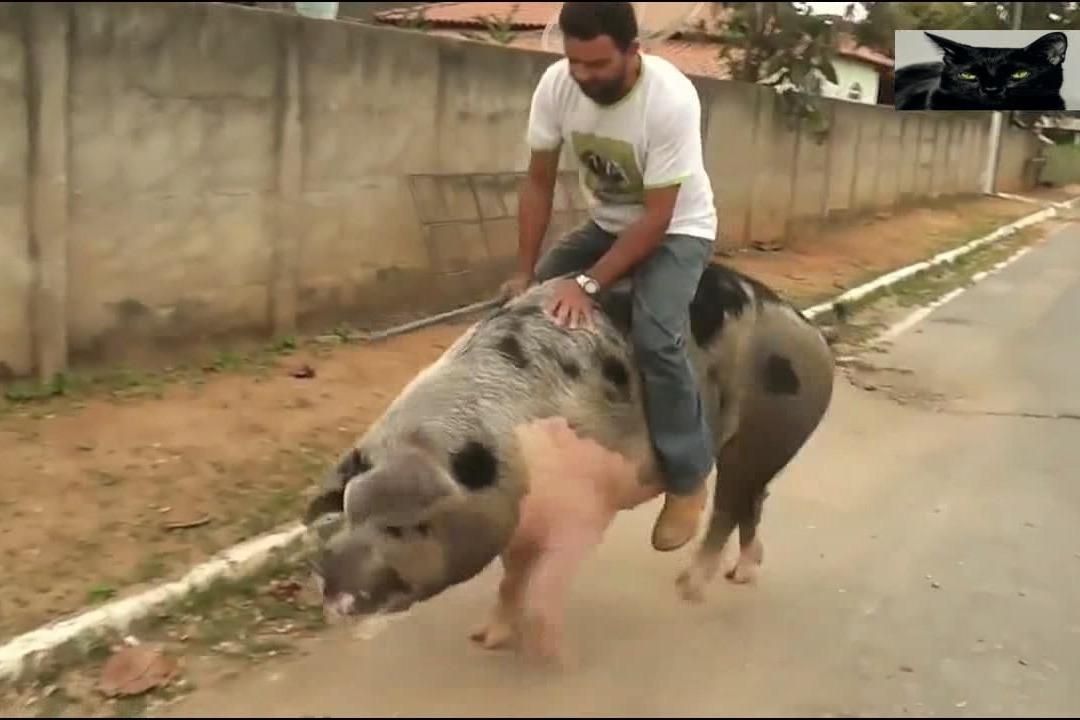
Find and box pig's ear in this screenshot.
[343,447,458,526]
[303,447,373,527]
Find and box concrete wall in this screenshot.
[695,78,1032,249]
[0,3,30,380]
[1038,142,1080,186]
[0,2,1043,378]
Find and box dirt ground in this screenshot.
[0,191,1069,646]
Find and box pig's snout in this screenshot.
[323,590,360,624]
[309,545,385,623]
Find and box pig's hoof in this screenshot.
[470,620,516,650]
[676,552,723,604]
[520,618,575,671]
[676,567,708,604]
[724,560,760,585]
[725,561,760,587]
[725,539,763,585]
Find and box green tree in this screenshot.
[853,1,1080,52]
[704,2,839,138]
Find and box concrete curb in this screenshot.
[870,243,1034,347]
[0,193,1077,684]
[0,524,307,682]
[801,195,1077,321]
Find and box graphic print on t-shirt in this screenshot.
[570,131,644,206]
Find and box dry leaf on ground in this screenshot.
[98,644,179,698]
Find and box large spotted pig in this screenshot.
[303,263,835,665]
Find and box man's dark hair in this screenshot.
[558,2,638,52]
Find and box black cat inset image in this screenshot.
[895,31,1068,111]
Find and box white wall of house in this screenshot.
[820,56,882,104]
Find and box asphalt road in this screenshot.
[161,224,1080,718]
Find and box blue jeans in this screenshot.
[534,221,716,495]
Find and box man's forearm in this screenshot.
[587,214,669,289]
[516,179,554,277]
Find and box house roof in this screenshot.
[375,1,560,29]
[425,27,732,78]
[375,2,894,72]
[836,35,893,70]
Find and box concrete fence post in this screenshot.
[25,2,70,382]
[270,19,303,337]
[846,111,862,211]
[819,103,834,223]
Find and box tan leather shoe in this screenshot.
[651,465,715,552]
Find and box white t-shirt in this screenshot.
[526,53,718,242]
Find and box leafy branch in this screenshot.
[397,6,431,31]
[709,2,840,141]
[457,4,521,45]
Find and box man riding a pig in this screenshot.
[302,0,835,666]
[501,0,719,553]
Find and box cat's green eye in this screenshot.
[1011,69,1031,79]
[959,72,977,80]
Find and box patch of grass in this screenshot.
[34,686,74,718]
[3,373,78,403]
[269,335,298,354]
[331,324,354,343]
[3,545,321,717]
[203,350,244,374]
[241,490,300,539]
[85,636,112,663]
[134,554,170,584]
[86,585,117,604]
[242,637,295,657]
[0,333,315,418]
[112,694,148,718]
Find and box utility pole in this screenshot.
[982,1,1023,194]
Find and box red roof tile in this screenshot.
[836,36,893,69]
[376,2,561,29]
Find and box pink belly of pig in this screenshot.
[512,417,660,547]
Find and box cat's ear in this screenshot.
[925,32,971,61]
[1025,32,1068,66]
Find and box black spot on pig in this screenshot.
[599,353,631,401]
[451,440,499,490]
[514,304,545,319]
[337,448,372,480]
[763,354,800,395]
[304,489,345,524]
[495,335,529,369]
[543,346,581,380]
[689,265,751,347]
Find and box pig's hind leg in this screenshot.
[677,431,778,601]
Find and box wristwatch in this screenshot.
[575,273,600,296]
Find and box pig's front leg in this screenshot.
[519,529,600,669]
[471,542,536,650]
